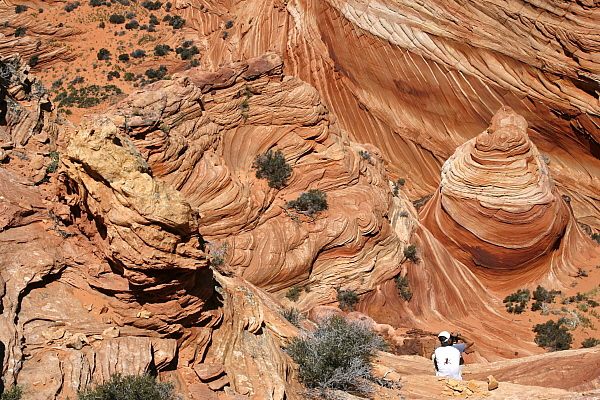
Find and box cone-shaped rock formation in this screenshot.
[421,106,597,287]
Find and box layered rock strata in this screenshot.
[421,106,597,287]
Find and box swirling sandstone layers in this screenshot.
[99,53,546,360]
[421,106,597,287]
[197,0,600,231]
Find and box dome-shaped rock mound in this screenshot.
[421,106,596,287]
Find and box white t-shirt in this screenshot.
[434,344,464,380]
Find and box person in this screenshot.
[432,331,474,380]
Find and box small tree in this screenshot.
[287,190,328,217]
[285,315,386,395]
[77,374,176,400]
[533,320,572,351]
[252,150,292,189]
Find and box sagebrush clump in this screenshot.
[77,374,176,400]
[252,150,292,189]
[287,190,328,218]
[403,244,419,263]
[337,288,359,311]
[285,315,386,395]
[395,275,412,301]
[504,288,530,314]
[533,319,572,351]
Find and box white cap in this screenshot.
[438,331,450,342]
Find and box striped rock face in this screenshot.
[421,107,589,285]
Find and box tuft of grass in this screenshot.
[286,285,303,302]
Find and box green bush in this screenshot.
[403,244,419,263]
[77,374,176,400]
[532,285,561,303]
[1,386,23,400]
[46,152,60,173]
[285,315,386,395]
[28,54,39,67]
[287,190,328,217]
[168,15,185,29]
[175,44,199,60]
[144,65,167,81]
[582,337,600,348]
[15,5,28,13]
[123,72,135,81]
[109,14,126,24]
[225,20,234,29]
[130,49,146,59]
[118,53,130,62]
[533,320,572,351]
[154,44,171,56]
[252,150,292,189]
[14,27,26,37]
[281,307,304,328]
[286,285,303,302]
[97,48,111,61]
[125,19,139,30]
[395,275,412,301]
[141,0,162,10]
[337,288,359,312]
[504,289,530,314]
[591,233,600,244]
[54,85,122,108]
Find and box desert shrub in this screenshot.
[358,150,371,162]
[97,48,111,60]
[392,180,402,196]
[77,374,176,400]
[176,45,199,60]
[337,288,359,311]
[412,194,433,211]
[14,27,26,37]
[252,150,291,189]
[107,71,120,81]
[130,49,146,58]
[504,289,530,314]
[1,386,23,400]
[144,65,167,81]
[89,0,108,6]
[576,268,588,278]
[64,2,80,12]
[287,190,328,217]
[125,19,139,30]
[118,53,130,62]
[154,44,171,56]
[28,54,39,67]
[109,14,125,24]
[162,14,171,22]
[286,285,303,302]
[225,19,234,29]
[185,59,199,70]
[582,338,600,348]
[123,72,134,81]
[52,79,63,89]
[46,152,60,173]
[403,244,419,263]
[222,31,229,39]
[532,285,561,303]
[591,233,600,244]
[533,320,572,351]
[15,5,28,13]
[149,14,160,25]
[168,15,185,29]
[164,1,171,11]
[281,307,304,328]
[141,0,162,10]
[285,315,386,395]
[395,275,412,301]
[54,84,122,108]
[563,292,589,304]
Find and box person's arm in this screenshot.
[453,331,474,350]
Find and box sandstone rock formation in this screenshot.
[421,106,598,287]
